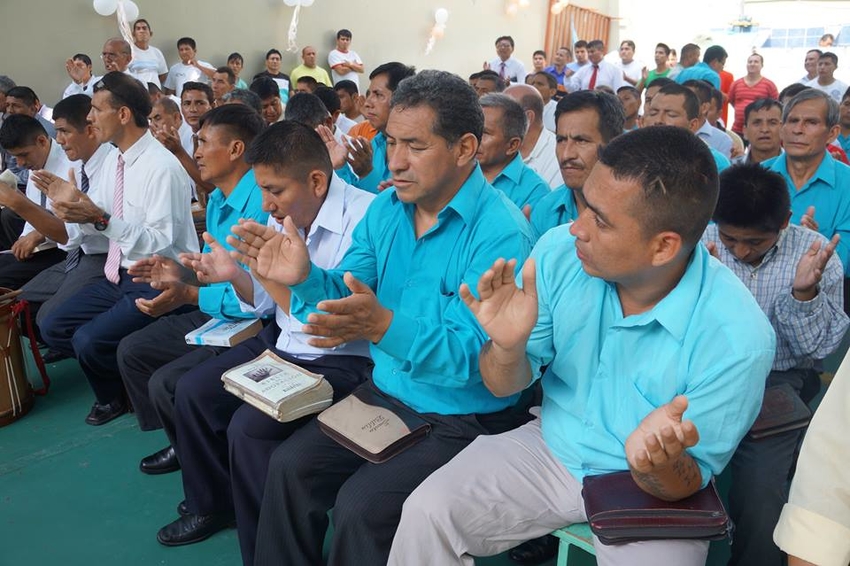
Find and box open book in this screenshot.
[221,349,333,423]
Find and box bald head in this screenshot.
[504,83,544,126]
[102,38,132,73]
[301,45,318,68]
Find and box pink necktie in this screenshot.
[499,62,506,79]
[104,154,125,284]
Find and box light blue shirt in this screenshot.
[526,228,776,485]
[290,165,534,415]
[675,62,720,89]
[764,152,850,275]
[336,132,388,194]
[529,184,578,241]
[198,169,269,319]
[490,153,551,211]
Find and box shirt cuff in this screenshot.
[289,262,329,308]
[774,503,850,566]
[376,311,415,360]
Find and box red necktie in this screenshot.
[588,64,599,90]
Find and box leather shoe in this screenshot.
[177,500,189,517]
[157,512,234,546]
[42,349,69,363]
[139,445,180,475]
[509,535,559,565]
[84,399,127,426]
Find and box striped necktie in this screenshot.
[64,164,89,272]
[104,154,124,284]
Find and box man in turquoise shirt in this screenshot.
[389,127,775,566]
[530,90,624,240]
[333,62,415,193]
[248,70,534,566]
[478,93,549,212]
[675,45,726,90]
[115,104,269,470]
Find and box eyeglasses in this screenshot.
[101,52,121,61]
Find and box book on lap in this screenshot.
[221,349,333,423]
[184,317,262,347]
[747,382,812,440]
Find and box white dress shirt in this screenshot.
[489,56,527,84]
[79,130,199,267]
[524,128,561,189]
[21,139,78,238]
[238,173,375,360]
[61,142,115,255]
[542,99,557,133]
[568,60,624,92]
[62,75,101,99]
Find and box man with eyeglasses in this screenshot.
[101,38,146,87]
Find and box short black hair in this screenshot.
[534,71,558,89]
[0,114,48,151]
[52,94,92,131]
[476,70,504,92]
[227,52,243,64]
[554,90,624,143]
[334,79,359,96]
[250,77,281,101]
[574,40,588,50]
[182,81,214,104]
[314,86,341,114]
[599,126,718,250]
[744,98,782,125]
[681,43,700,60]
[337,29,352,40]
[682,79,712,105]
[177,37,196,50]
[198,103,266,147]
[93,71,151,128]
[221,89,263,114]
[245,120,332,179]
[587,39,605,51]
[495,36,515,48]
[369,62,416,92]
[479,93,528,141]
[533,49,546,58]
[284,92,329,129]
[657,83,701,120]
[6,86,39,108]
[713,163,790,233]
[72,53,93,67]
[296,76,319,91]
[266,48,282,60]
[656,43,671,56]
[133,18,151,31]
[646,76,674,90]
[214,66,236,86]
[147,82,161,95]
[819,51,839,66]
[154,97,180,116]
[703,45,728,64]
[779,83,810,103]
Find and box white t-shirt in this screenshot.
[129,44,168,88]
[616,59,643,85]
[328,49,363,89]
[806,77,850,102]
[164,61,214,97]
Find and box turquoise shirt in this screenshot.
[290,165,534,415]
[335,132,388,194]
[710,146,731,172]
[198,169,269,319]
[764,152,850,274]
[837,133,850,154]
[490,153,551,211]
[675,62,720,89]
[529,184,578,241]
[526,228,776,485]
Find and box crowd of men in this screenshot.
[1,18,848,566]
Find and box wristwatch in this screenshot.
[94,212,111,231]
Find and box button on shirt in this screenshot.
[290,165,534,415]
[200,169,269,320]
[20,139,78,239]
[61,143,115,255]
[529,185,578,241]
[62,75,102,99]
[336,131,388,194]
[526,227,775,485]
[764,152,850,275]
[490,153,550,211]
[702,224,848,371]
[239,173,375,360]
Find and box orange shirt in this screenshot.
[720,70,734,126]
[347,121,377,141]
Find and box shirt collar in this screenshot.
[493,153,524,186]
[120,130,156,167]
[774,150,837,189]
[309,172,349,238]
[389,164,485,227]
[82,143,114,175]
[44,139,68,172]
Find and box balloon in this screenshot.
[283,0,298,5]
[121,0,139,21]
[93,0,118,16]
[301,0,314,6]
[434,8,449,25]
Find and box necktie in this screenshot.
[64,164,89,272]
[588,64,599,90]
[499,62,507,80]
[104,154,124,284]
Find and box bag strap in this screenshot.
[10,299,50,395]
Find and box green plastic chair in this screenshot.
[551,523,597,566]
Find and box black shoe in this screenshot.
[509,535,559,565]
[139,446,180,475]
[156,512,234,546]
[177,500,189,517]
[42,349,69,363]
[84,399,128,426]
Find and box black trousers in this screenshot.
[253,381,532,566]
[172,322,373,566]
[0,247,66,290]
[0,208,24,251]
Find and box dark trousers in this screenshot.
[173,323,372,566]
[20,253,107,328]
[117,309,217,431]
[0,247,66,290]
[727,368,813,566]
[0,208,24,251]
[39,271,162,404]
[253,382,531,566]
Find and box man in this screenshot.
[487,35,527,85]
[474,70,504,97]
[806,52,848,103]
[227,53,248,90]
[149,97,191,155]
[566,40,588,74]
[388,126,776,566]
[637,43,671,93]
[63,54,101,99]
[334,79,363,125]
[801,49,822,84]
[617,85,640,131]
[313,86,349,141]
[249,77,283,126]
[38,71,198,426]
[682,79,733,158]
[567,40,624,93]
[644,82,731,172]
[838,86,850,153]
[668,43,700,82]
[504,84,561,189]
[0,115,73,289]
[5,87,55,138]
[642,76,674,119]
[529,72,558,132]
[328,30,365,89]
[530,90,624,240]
[763,89,850,285]
[703,163,848,566]
[478,93,549,212]
[531,50,547,74]
[116,104,267,473]
[252,49,291,106]
[738,98,783,164]
[252,69,533,566]
[290,45,332,87]
[100,38,134,79]
[210,67,235,107]
[676,45,725,90]
[221,89,262,115]
[543,46,572,95]
[128,19,168,88]
[616,40,642,86]
[294,76,319,94]
[163,38,215,98]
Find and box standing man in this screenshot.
[100,38,136,82]
[252,49,291,107]
[637,43,671,93]
[163,38,215,98]
[806,52,848,102]
[738,98,783,165]
[543,46,572,95]
[63,54,101,99]
[567,40,624,92]
[616,40,642,86]
[128,19,168,88]
[210,67,236,107]
[566,40,589,74]
[290,46,332,87]
[801,49,822,84]
[676,45,725,90]
[328,30,364,89]
[486,36,527,85]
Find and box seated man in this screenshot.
[252,70,534,566]
[388,126,776,565]
[528,71,558,132]
[477,93,549,213]
[703,163,849,566]
[249,78,283,126]
[210,67,235,107]
[682,79,733,158]
[503,84,561,189]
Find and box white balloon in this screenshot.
[434,7,449,24]
[283,0,298,5]
[93,0,118,16]
[122,0,139,21]
[301,0,314,6]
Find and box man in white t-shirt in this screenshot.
[163,37,214,98]
[616,40,643,86]
[328,29,364,89]
[128,19,168,88]
[806,52,849,102]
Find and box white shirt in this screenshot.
[61,143,115,255]
[568,60,624,92]
[238,173,375,360]
[163,60,214,97]
[616,59,643,84]
[62,74,101,99]
[21,139,78,238]
[696,119,733,159]
[328,49,363,88]
[805,77,850,103]
[78,130,199,267]
[523,128,561,189]
[129,44,168,88]
[336,113,357,135]
[177,121,198,199]
[489,56,527,84]
[542,99,557,133]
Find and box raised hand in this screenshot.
[792,234,840,301]
[31,168,81,203]
[346,136,374,177]
[66,58,88,83]
[800,205,819,232]
[181,231,241,284]
[152,125,183,155]
[49,189,103,224]
[460,257,537,351]
[228,216,311,286]
[316,124,348,169]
